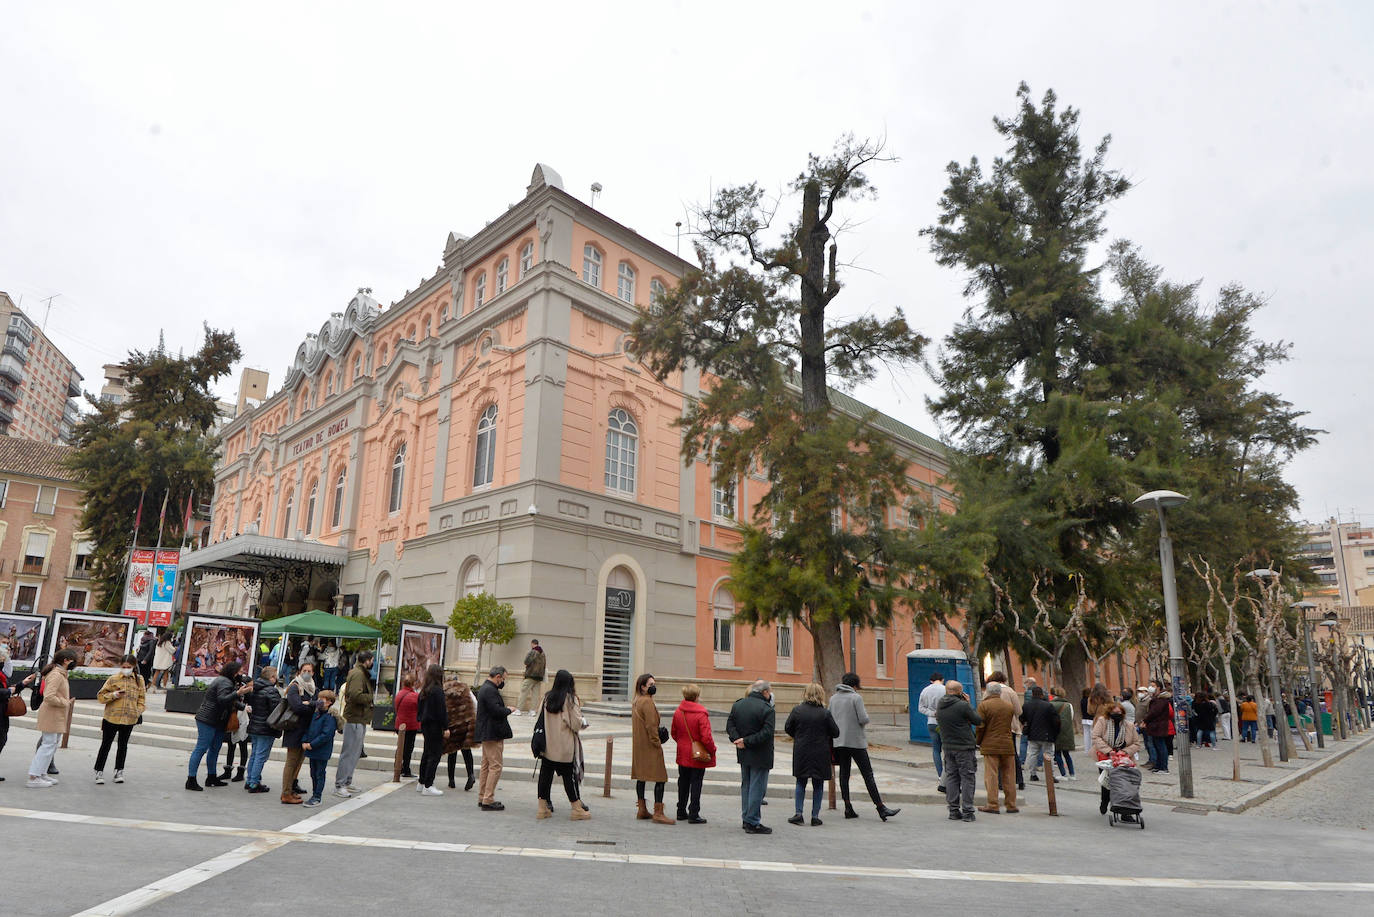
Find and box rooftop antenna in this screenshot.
[675,221,682,256]
[590,182,603,207]
[41,293,59,332]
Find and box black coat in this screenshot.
[418,684,448,730]
[474,679,512,742]
[281,680,317,748]
[1019,697,1061,743]
[246,678,283,737]
[726,691,775,770]
[1191,698,1219,731]
[194,676,242,729]
[784,701,839,780]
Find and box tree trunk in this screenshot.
[1245,662,1276,767]
[1221,654,1241,780]
[811,616,846,694]
[1060,643,1089,720]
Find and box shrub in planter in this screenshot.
[166,684,209,714]
[68,673,107,700]
[372,704,396,732]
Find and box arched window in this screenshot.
[253,503,263,530]
[352,353,362,383]
[582,245,602,288]
[604,408,638,494]
[712,586,735,665]
[331,470,346,529]
[650,278,667,315]
[473,405,498,488]
[406,324,417,341]
[496,258,509,295]
[375,571,393,616]
[379,343,388,367]
[519,242,534,278]
[474,272,486,308]
[304,482,317,535]
[423,317,432,339]
[298,391,309,417]
[389,443,406,514]
[323,371,333,396]
[281,493,293,538]
[617,263,636,303]
[458,559,484,661]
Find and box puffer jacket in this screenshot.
[195,676,242,729]
[246,677,283,737]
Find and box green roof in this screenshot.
[259,609,383,639]
[827,386,945,456]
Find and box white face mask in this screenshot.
[120,668,133,676]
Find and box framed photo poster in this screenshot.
[48,611,136,675]
[397,619,448,690]
[0,611,49,668]
[177,614,262,686]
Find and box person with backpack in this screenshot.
[300,690,341,807]
[28,648,78,788]
[416,664,449,796]
[93,654,147,785]
[244,665,283,793]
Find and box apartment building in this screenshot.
[0,292,83,443]
[0,437,91,613]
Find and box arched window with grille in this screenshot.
[582,245,602,288]
[473,405,497,488]
[712,585,735,666]
[604,408,638,495]
[389,443,406,514]
[331,470,346,529]
[304,482,317,535]
[617,263,636,303]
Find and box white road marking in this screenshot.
[2,785,1371,905]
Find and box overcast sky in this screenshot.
[3,2,1370,524]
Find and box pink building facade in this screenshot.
[197,165,952,704]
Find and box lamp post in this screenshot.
[1295,601,1324,749]
[1249,569,1292,761]
[1134,489,1193,798]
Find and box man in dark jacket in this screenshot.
[333,649,373,799]
[474,665,514,810]
[1142,682,1173,774]
[1019,685,1061,782]
[725,679,775,834]
[936,679,982,822]
[244,665,283,793]
[516,639,546,715]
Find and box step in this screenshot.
[9,714,942,804]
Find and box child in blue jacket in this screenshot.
[301,690,341,807]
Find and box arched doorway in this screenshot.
[601,566,635,700]
[374,571,393,616]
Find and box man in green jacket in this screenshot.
[333,649,374,798]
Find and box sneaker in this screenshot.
[94,772,105,785]
[303,798,322,808]
[948,811,964,820]
[1029,774,1039,782]
[346,783,361,793]
[26,777,53,788]
[113,770,125,784]
[937,785,946,794]
[333,787,353,798]
[787,814,805,826]
[421,786,443,796]
[962,812,976,822]
[742,823,772,834]
[44,775,60,785]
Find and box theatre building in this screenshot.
[192,164,956,707]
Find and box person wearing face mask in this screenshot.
[474,665,515,810]
[187,662,252,791]
[28,649,78,788]
[1092,700,1142,816]
[727,679,776,834]
[93,654,147,785]
[1142,679,1173,774]
[244,665,283,793]
[631,673,674,824]
[279,663,318,804]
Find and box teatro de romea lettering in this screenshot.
[188,164,951,710]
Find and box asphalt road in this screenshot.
[3,734,1372,916]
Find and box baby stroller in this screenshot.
[1098,755,1145,829]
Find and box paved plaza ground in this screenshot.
[4,708,1373,916]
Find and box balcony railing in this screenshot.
[7,318,34,344]
[69,567,91,580]
[19,560,46,576]
[0,355,24,385]
[3,339,28,364]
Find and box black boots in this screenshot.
[186,776,203,791]
[231,767,245,783]
[877,805,901,821]
[843,803,859,819]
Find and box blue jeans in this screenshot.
[246,734,276,787]
[930,724,943,777]
[739,765,769,827]
[1054,749,1075,776]
[794,777,823,818]
[308,757,328,802]
[189,721,225,778]
[321,669,338,692]
[1018,732,1028,764]
[1198,729,1216,747]
[1240,720,1257,742]
[1149,735,1170,772]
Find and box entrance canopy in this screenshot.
[260,609,380,639]
[180,533,349,579]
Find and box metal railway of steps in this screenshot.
[10,701,939,804]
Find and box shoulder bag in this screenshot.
[266,696,300,732]
[6,694,25,717]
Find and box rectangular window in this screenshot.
[875,627,888,678]
[23,531,50,574]
[0,479,7,508]
[713,617,733,657]
[65,589,88,611]
[776,618,793,669]
[34,485,58,514]
[16,584,39,613]
[72,540,94,575]
[1364,549,1374,558]
[711,463,735,520]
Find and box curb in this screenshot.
[1216,733,1374,814]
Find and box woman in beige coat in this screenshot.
[536,669,590,820]
[29,648,78,788]
[631,673,673,824]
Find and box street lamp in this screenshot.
[1249,569,1293,761]
[1294,600,1324,749]
[1134,489,1193,798]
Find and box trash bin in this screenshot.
[907,649,973,744]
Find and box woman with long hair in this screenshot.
[631,673,673,824]
[537,669,589,820]
[28,648,78,788]
[152,632,176,691]
[416,664,449,796]
[187,661,251,791]
[784,683,840,826]
[94,653,147,785]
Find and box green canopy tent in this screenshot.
[259,610,383,698]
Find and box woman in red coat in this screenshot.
[394,674,421,779]
[670,683,715,824]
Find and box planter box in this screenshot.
[372,704,396,732]
[166,687,207,714]
[68,678,104,700]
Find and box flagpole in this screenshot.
[145,490,170,622]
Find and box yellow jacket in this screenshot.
[97,671,147,726]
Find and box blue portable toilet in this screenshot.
[907,649,974,744]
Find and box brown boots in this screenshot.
[570,800,591,821]
[636,799,652,820]
[537,799,553,819]
[651,802,676,825]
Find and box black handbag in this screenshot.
[530,707,547,758]
[266,696,300,733]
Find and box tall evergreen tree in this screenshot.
[65,325,241,609]
[632,137,927,690]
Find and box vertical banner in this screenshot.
[149,549,181,627]
[123,549,156,624]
